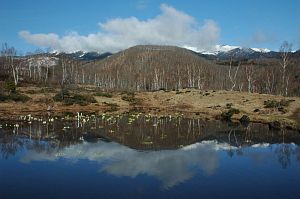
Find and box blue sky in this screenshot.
[1,0,300,53]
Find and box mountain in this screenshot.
[50,51,113,61]
[81,45,224,90]
[195,47,281,60]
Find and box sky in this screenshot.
[1,0,300,54]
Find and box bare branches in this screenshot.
[228,58,240,91]
[279,41,292,96]
[245,64,256,93]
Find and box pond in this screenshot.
[0,114,300,199]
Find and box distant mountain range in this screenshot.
[48,45,299,61]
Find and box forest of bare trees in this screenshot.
[0,43,299,96]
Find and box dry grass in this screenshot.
[0,86,299,128]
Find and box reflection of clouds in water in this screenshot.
[101,142,222,188]
[19,140,299,188]
[20,141,225,188]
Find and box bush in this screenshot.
[221,108,240,120]
[103,102,119,112]
[121,92,142,106]
[4,80,16,94]
[0,93,8,101]
[0,92,30,102]
[53,91,96,106]
[9,93,31,102]
[264,99,294,114]
[264,99,294,108]
[264,100,281,108]
[94,92,113,98]
[53,90,70,102]
[226,103,233,109]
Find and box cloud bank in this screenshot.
[19,4,220,53]
[250,30,277,45]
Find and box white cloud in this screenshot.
[19,4,220,53]
[250,30,276,44]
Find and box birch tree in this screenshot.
[228,58,240,91]
[279,41,292,96]
[245,64,256,93]
[1,43,19,86]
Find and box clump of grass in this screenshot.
[264,99,293,108]
[226,103,233,109]
[53,90,96,106]
[103,102,119,112]
[264,99,294,114]
[94,92,113,98]
[0,92,31,102]
[25,90,37,94]
[221,108,240,120]
[40,87,56,93]
[121,92,142,106]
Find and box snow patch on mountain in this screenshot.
[182,44,271,55]
[251,48,270,53]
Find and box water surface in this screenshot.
[1,115,300,199]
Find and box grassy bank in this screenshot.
[0,86,299,130]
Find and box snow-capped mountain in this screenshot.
[50,51,113,61]
[182,45,280,60]
[190,45,271,55]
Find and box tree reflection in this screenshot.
[275,144,292,169]
[0,136,25,159]
[0,116,300,165]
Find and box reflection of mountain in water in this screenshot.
[1,117,300,188]
[7,140,300,189]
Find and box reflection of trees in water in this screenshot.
[275,144,292,169]
[0,135,26,159]
[296,146,300,162]
[274,130,293,169]
[0,117,300,160]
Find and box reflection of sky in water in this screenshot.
[19,140,299,189]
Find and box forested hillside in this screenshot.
[0,44,299,96]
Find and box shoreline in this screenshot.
[0,87,299,130]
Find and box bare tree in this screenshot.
[279,41,292,96]
[228,58,240,91]
[245,64,256,93]
[1,43,19,86]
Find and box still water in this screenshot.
[0,115,300,199]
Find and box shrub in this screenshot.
[0,93,8,101]
[221,108,240,120]
[103,102,119,112]
[9,93,31,102]
[94,92,113,98]
[264,99,293,108]
[0,92,30,102]
[53,90,70,102]
[264,99,294,113]
[4,80,16,94]
[121,92,142,106]
[53,91,96,106]
[264,100,281,108]
[253,108,260,112]
[226,103,233,109]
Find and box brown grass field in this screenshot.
[0,86,299,129]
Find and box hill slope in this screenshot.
[83,45,225,90]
